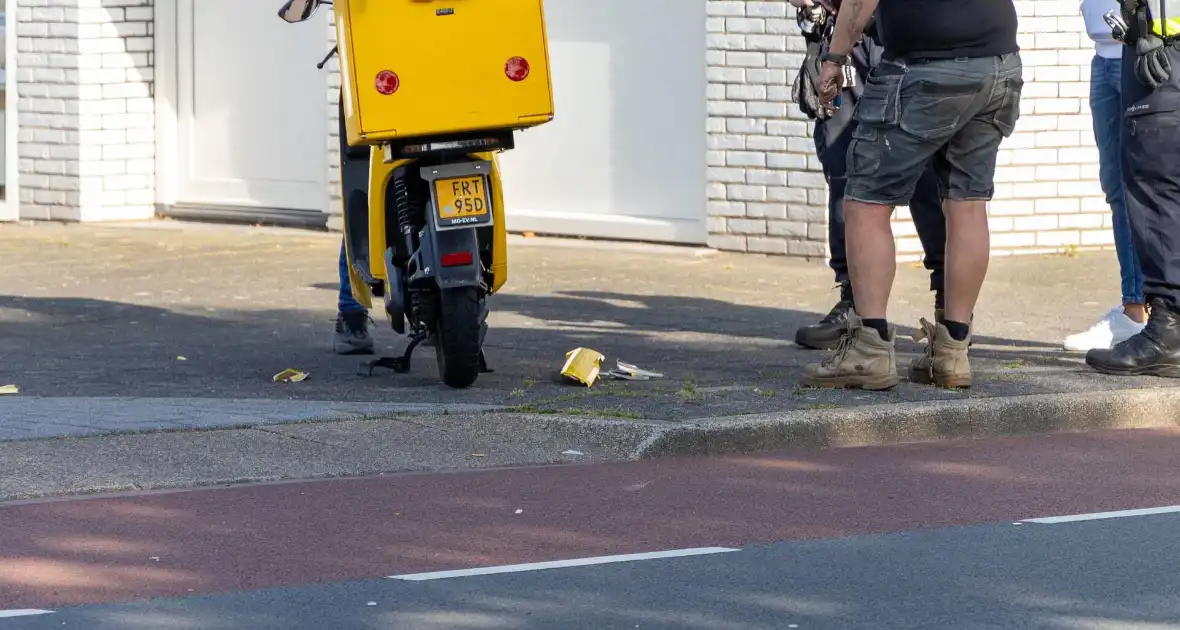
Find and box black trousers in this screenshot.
[814,36,947,298]
[1121,46,1180,308]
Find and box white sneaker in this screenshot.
[1063,306,1147,352]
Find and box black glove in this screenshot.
[793,40,832,121]
[1136,34,1173,88]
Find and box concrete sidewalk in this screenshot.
[2,221,1178,498]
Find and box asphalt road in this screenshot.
[7,516,1180,629]
[5,428,1180,628]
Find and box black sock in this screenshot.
[862,318,890,339]
[944,320,971,341]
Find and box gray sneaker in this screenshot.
[334,311,375,355]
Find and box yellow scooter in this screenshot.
[278,0,554,388]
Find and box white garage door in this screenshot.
[498,0,708,244]
[169,0,328,221]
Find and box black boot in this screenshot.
[1086,298,1180,378]
[795,282,855,350]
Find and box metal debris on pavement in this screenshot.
[607,360,664,381]
[561,347,605,386]
[272,368,309,383]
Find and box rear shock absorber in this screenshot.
[392,175,414,236]
[391,173,418,269]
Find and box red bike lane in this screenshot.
[4,427,1180,610]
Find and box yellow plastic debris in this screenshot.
[0,384,18,395]
[273,368,309,383]
[177,356,187,361]
[561,347,605,387]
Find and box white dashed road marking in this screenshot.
[0,609,54,618]
[388,547,741,581]
[1020,505,1180,524]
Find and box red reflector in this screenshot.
[441,251,473,267]
[505,57,530,82]
[375,70,399,95]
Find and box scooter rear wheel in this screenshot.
[435,286,483,389]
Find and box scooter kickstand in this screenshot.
[358,331,428,377]
[479,349,494,374]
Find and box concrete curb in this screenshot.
[5,388,1180,501]
[0,397,508,442]
[635,387,1180,457]
[0,412,672,501]
[6,388,1179,456]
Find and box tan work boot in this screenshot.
[934,309,974,347]
[802,322,899,390]
[909,317,973,388]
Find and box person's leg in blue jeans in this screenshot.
[338,239,362,313]
[335,234,375,355]
[334,95,376,355]
[1063,54,1146,351]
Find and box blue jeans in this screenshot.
[339,238,366,313]
[1092,54,1144,305]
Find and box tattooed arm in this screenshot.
[826,0,879,57]
[816,0,879,106]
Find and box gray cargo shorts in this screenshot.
[845,52,1023,206]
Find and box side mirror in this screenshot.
[277,0,321,23]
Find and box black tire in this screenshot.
[435,287,483,389]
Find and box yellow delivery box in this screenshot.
[334,0,555,147]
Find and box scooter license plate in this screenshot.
[435,176,491,228]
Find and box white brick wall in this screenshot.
[708,0,1113,262]
[986,0,1109,257]
[326,9,342,231]
[12,0,1114,260]
[706,0,828,258]
[17,0,154,221]
[17,0,83,220]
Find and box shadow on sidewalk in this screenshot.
[0,289,1139,422]
[492,290,1062,351]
